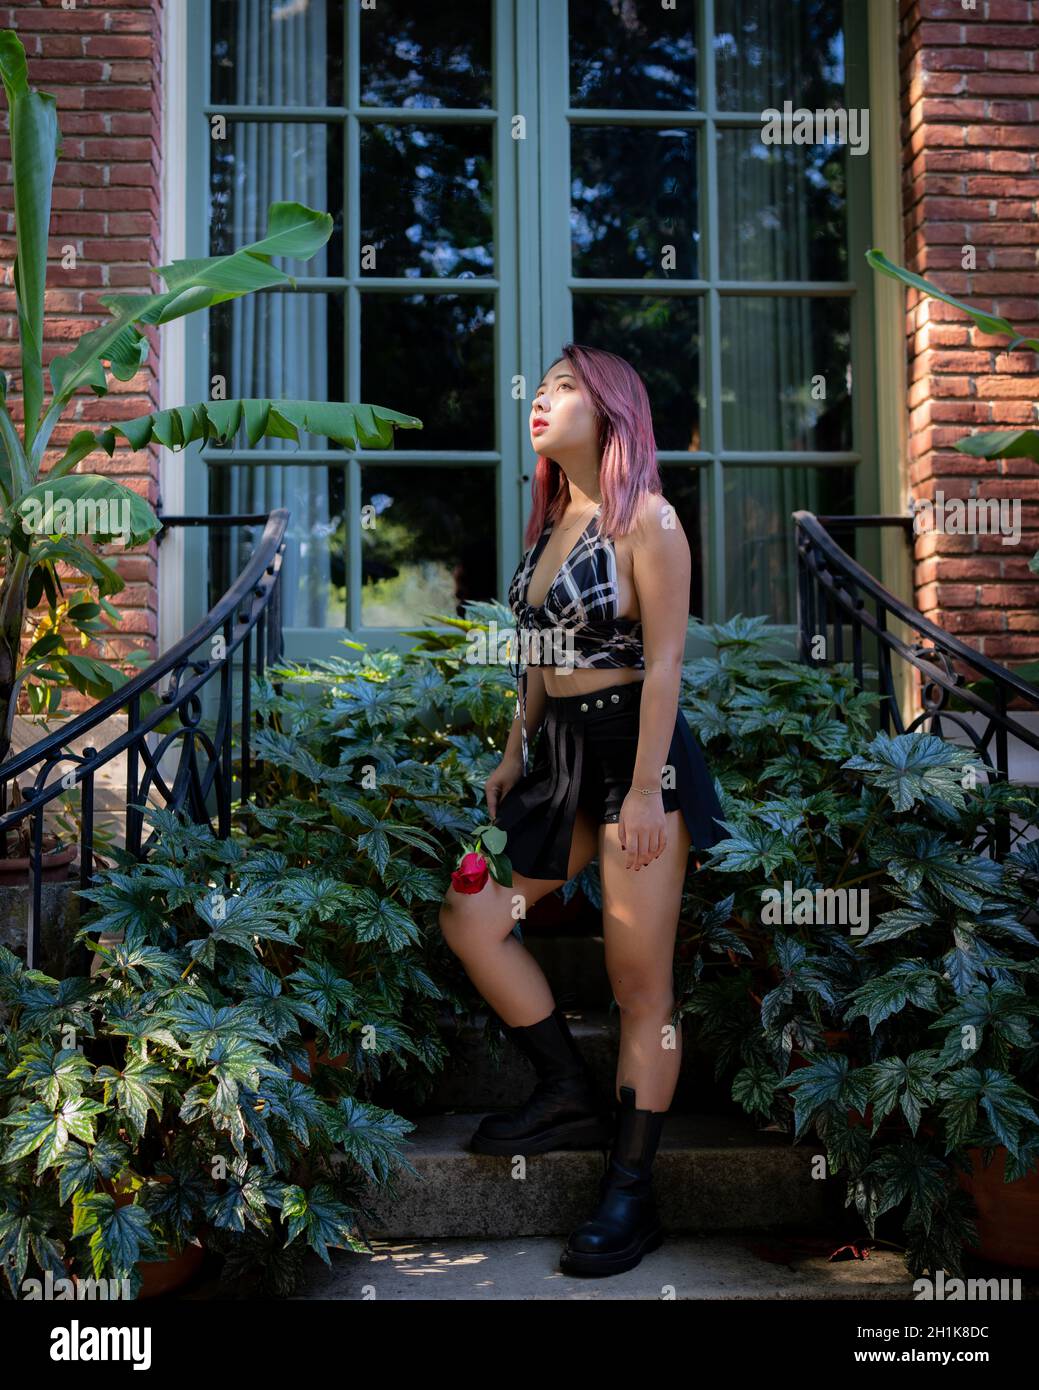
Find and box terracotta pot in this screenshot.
[0,843,77,886]
[955,1146,1039,1269]
[102,1172,207,1296]
[134,1239,205,1298]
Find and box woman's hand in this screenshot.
[485,753,524,819]
[617,790,667,871]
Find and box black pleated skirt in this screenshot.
[491,679,726,883]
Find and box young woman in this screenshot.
[438,343,725,1278]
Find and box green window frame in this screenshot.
[181,0,878,657]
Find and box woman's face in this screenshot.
[530,363,599,459]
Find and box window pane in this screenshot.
[569,0,698,109]
[360,0,492,108]
[659,465,706,620]
[210,123,344,276]
[360,124,494,278]
[360,466,498,626]
[209,466,346,628]
[572,295,702,453]
[208,293,345,452]
[572,128,699,279]
[211,0,344,106]
[361,294,495,450]
[717,131,846,281]
[714,0,845,110]
[720,297,851,451]
[724,466,855,625]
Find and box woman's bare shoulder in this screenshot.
[631,492,687,547]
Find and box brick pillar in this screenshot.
[900,0,1039,666]
[0,0,163,685]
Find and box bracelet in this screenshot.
[632,784,662,796]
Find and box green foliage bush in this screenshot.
[3,606,1036,1293]
[671,616,1039,1276]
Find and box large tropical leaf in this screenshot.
[95,398,422,456]
[43,201,334,426]
[952,428,1039,462]
[0,31,61,454]
[13,472,160,547]
[866,249,1039,352]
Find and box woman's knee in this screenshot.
[438,882,506,955]
[610,972,675,1017]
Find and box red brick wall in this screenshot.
[900,0,1039,667]
[0,0,162,691]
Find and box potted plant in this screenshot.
[669,616,1039,1277]
[0,800,432,1298]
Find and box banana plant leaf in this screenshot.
[38,201,335,466]
[12,474,160,549]
[0,31,60,456]
[95,399,422,455]
[952,428,1039,463]
[866,248,1039,352]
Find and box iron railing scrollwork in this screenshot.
[0,511,288,969]
[795,511,1039,857]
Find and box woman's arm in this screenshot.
[501,660,548,766]
[630,496,691,796]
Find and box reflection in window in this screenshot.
[717,132,846,282]
[714,0,845,110]
[360,124,494,278]
[572,295,702,453]
[361,294,495,451]
[720,297,851,452]
[572,128,699,280]
[360,467,498,627]
[208,294,345,452]
[359,0,492,108]
[569,0,698,109]
[659,466,706,619]
[210,123,344,276]
[209,466,346,628]
[211,0,344,106]
[724,466,855,625]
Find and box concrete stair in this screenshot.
[397,1006,726,1114]
[292,1236,919,1300]
[317,919,907,1301]
[355,1110,830,1240]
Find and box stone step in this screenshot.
[386,1007,730,1115]
[289,1235,918,1300]
[352,1111,831,1240]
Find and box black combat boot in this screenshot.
[558,1083,668,1276]
[469,1007,614,1156]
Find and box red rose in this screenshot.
[451,851,489,894]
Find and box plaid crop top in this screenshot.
[507,503,644,774]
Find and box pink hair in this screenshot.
[523,343,663,550]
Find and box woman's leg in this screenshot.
[598,807,692,1110]
[438,805,600,1026]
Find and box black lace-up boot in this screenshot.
[558,1084,668,1276]
[468,1007,614,1156]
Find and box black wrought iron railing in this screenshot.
[0,510,288,970]
[796,511,1039,853]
